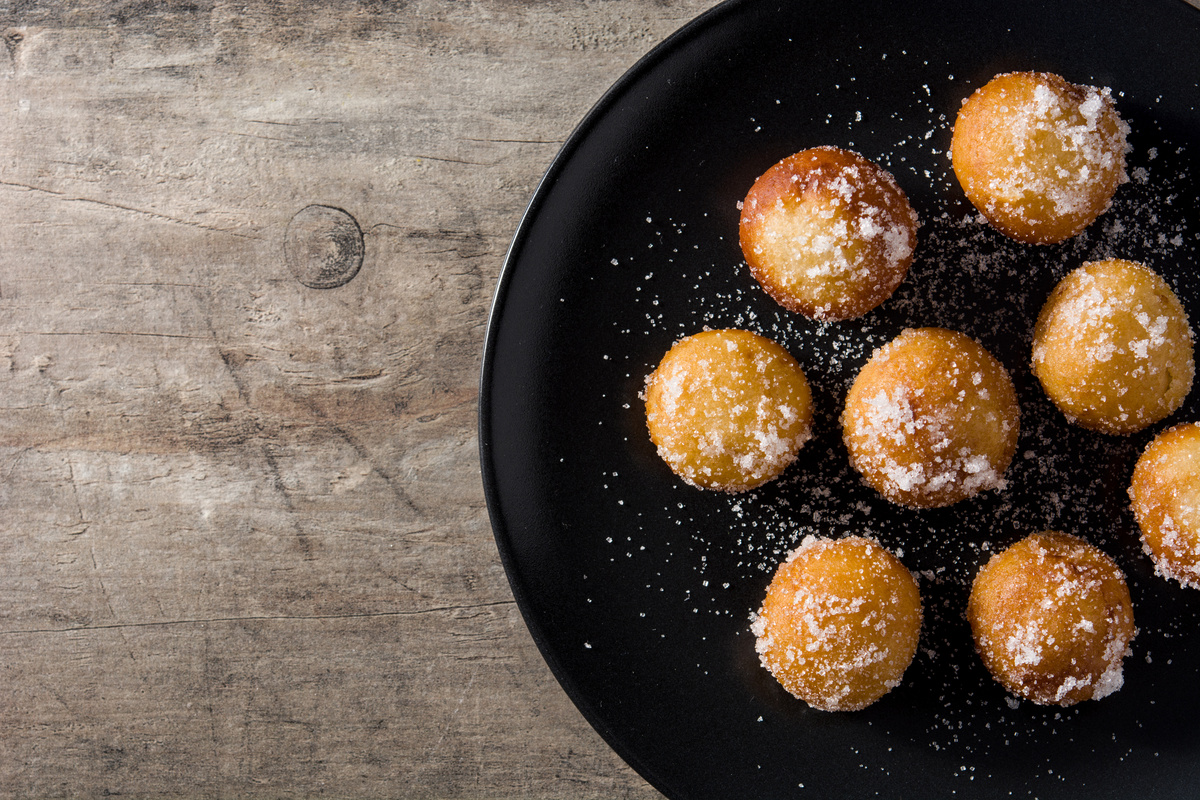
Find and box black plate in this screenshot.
[479,1,1200,797]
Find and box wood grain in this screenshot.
[4,1,1198,797]
[0,1,721,796]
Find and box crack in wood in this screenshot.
[0,600,519,636]
[17,330,215,340]
[463,136,563,145]
[0,180,259,239]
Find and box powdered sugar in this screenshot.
[582,55,1200,780]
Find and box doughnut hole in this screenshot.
[751,535,922,712]
[1130,422,1200,588]
[841,327,1020,508]
[967,531,1135,706]
[644,329,813,492]
[951,71,1129,244]
[1032,259,1194,435]
[739,146,918,321]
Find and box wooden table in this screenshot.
[0,2,722,796]
[2,1,1196,797]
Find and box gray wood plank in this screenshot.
[0,1,725,796]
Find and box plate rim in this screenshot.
[477,2,750,792]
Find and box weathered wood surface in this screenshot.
[0,1,723,796]
[4,1,1199,798]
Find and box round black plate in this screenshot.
[479,1,1200,797]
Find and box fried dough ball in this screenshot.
[841,327,1020,508]
[967,531,1135,706]
[950,71,1130,244]
[738,146,918,321]
[1032,259,1194,435]
[1130,422,1200,589]
[643,329,813,492]
[751,535,922,712]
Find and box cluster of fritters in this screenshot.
[642,71,1200,711]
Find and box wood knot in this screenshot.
[284,205,364,289]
